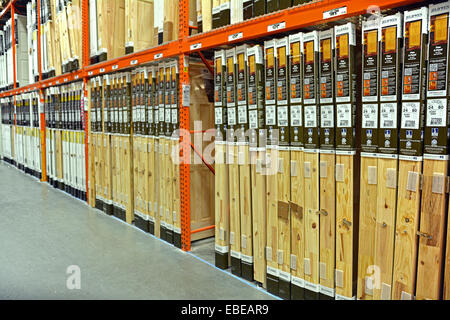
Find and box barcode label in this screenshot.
[277,106,288,127]
[291,105,302,127]
[401,102,420,130]
[228,108,237,126]
[337,104,352,128]
[431,118,442,125]
[304,105,317,128]
[380,103,397,129]
[215,108,223,125]
[266,106,276,126]
[249,110,258,129]
[238,106,247,124]
[426,99,447,127]
[320,105,334,128]
[362,104,378,129]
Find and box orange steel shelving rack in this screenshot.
[0,0,424,251]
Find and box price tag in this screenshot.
[268,22,285,32]
[100,68,105,73]
[64,78,68,82]
[228,32,243,42]
[190,43,202,50]
[56,80,60,84]
[112,65,119,70]
[154,53,163,60]
[323,6,347,20]
[88,71,93,76]
[182,85,191,107]
[131,59,138,65]
[75,75,79,79]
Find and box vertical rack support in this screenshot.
[37,0,46,181]
[179,0,191,251]
[11,3,16,89]
[39,87,46,181]
[82,0,90,202]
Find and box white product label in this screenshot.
[266,266,279,277]
[182,85,190,107]
[401,102,420,129]
[238,106,247,124]
[277,106,288,127]
[190,43,202,50]
[337,104,351,127]
[380,103,397,128]
[268,22,286,32]
[323,6,347,20]
[171,109,178,124]
[304,105,317,128]
[362,104,378,128]
[426,99,447,127]
[320,105,334,128]
[227,108,236,126]
[266,105,276,126]
[228,32,243,42]
[290,105,302,127]
[249,110,258,129]
[215,108,223,125]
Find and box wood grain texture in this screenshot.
[266,147,279,273]
[290,149,305,288]
[304,151,319,288]
[215,143,230,261]
[416,159,447,300]
[239,145,253,261]
[172,139,181,235]
[229,143,241,257]
[373,157,398,300]
[148,137,156,221]
[319,152,336,294]
[335,154,357,299]
[251,149,267,285]
[278,150,291,279]
[357,156,377,300]
[154,138,161,238]
[392,159,421,300]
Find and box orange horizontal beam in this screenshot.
[0,70,84,97]
[191,225,215,234]
[84,40,182,78]
[185,0,423,53]
[0,0,425,97]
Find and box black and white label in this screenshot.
[228,108,237,126]
[323,6,347,20]
[426,98,447,127]
[401,102,420,129]
[380,103,397,128]
[266,105,276,126]
[238,105,247,124]
[277,106,288,127]
[337,104,351,127]
[291,105,302,127]
[362,104,378,128]
[249,110,258,129]
[268,22,286,32]
[320,105,334,128]
[304,105,317,128]
[215,108,223,125]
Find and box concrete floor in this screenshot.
[0,162,275,300]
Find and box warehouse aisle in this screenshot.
[0,163,274,300]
